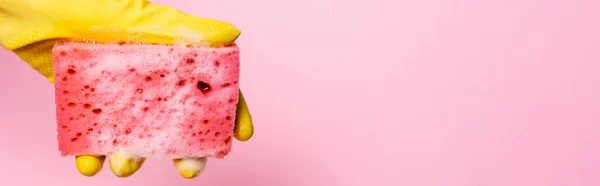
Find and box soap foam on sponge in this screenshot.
[53,41,240,159]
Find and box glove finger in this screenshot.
[173,157,207,179]
[234,89,254,141]
[75,155,106,177]
[108,152,145,178]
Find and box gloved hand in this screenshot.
[0,0,254,178]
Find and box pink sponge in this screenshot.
[52,41,240,159]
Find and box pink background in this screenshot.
[1,0,599,185]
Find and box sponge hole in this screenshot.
[224,136,232,144]
[178,80,186,86]
[197,81,211,94]
[186,58,195,64]
[92,108,102,114]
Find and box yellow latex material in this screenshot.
[1,0,254,177]
[1,0,241,82]
[173,157,207,179]
[75,155,106,177]
[108,153,146,178]
[235,90,254,141]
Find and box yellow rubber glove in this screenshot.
[0,0,254,178]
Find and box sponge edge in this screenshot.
[52,41,240,159]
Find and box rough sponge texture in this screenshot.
[52,41,240,159]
